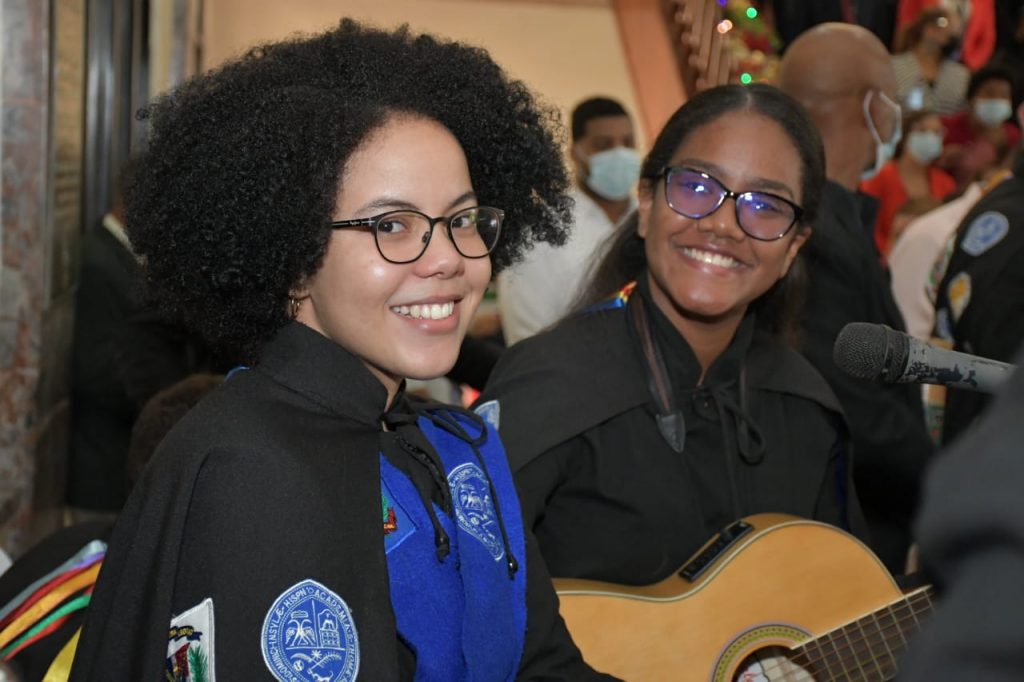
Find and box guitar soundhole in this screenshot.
[734,647,815,682]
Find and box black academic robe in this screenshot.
[478,281,866,586]
[69,322,607,681]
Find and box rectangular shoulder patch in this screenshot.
[168,597,215,681]
[382,479,416,555]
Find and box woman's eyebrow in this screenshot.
[353,190,477,216]
[445,190,477,212]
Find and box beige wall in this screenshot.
[202,0,644,148]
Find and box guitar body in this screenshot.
[555,514,911,681]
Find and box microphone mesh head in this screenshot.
[833,322,907,382]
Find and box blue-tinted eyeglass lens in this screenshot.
[665,169,724,218]
[735,193,797,239]
[665,169,795,240]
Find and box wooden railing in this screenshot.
[662,0,733,96]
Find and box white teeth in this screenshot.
[391,302,455,320]
[683,247,740,268]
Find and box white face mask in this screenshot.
[581,146,641,200]
[861,90,903,182]
[906,130,944,164]
[973,98,1013,127]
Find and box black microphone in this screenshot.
[833,322,1016,393]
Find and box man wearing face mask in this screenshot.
[497,97,640,345]
[941,64,1021,190]
[780,23,936,575]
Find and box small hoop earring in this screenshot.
[288,297,302,318]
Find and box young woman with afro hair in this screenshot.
[69,19,617,682]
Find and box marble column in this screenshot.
[0,0,84,556]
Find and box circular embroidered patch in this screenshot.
[448,462,505,560]
[961,211,1009,257]
[261,579,359,682]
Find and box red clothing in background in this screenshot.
[859,160,957,255]
[942,110,1022,188]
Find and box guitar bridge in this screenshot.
[679,520,753,582]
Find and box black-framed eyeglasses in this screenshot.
[330,206,504,264]
[659,167,804,241]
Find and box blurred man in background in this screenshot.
[779,23,935,573]
[497,97,639,345]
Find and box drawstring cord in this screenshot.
[383,401,518,579]
[707,364,767,520]
[381,415,454,563]
[421,409,519,580]
[734,364,767,466]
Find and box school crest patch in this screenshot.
[167,598,215,682]
[474,400,500,429]
[261,579,359,682]
[447,462,504,560]
[961,211,1009,256]
[381,479,416,554]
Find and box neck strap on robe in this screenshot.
[625,279,769,472]
[382,396,519,578]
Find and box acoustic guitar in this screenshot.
[554,514,933,681]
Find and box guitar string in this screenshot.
[780,594,932,681]
[783,594,933,681]
[749,589,934,682]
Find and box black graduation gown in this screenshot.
[69,322,402,680]
[69,321,609,681]
[477,282,866,586]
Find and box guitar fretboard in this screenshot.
[788,586,934,681]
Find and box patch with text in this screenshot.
[261,579,359,682]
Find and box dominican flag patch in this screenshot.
[167,597,215,681]
[382,479,416,554]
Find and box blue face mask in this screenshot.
[861,90,903,181]
[906,130,944,164]
[583,147,641,200]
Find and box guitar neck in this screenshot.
[789,586,935,680]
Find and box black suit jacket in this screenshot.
[798,181,934,573]
[69,222,218,510]
[68,224,144,510]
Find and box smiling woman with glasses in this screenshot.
[69,20,615,682]
[479,86,868,674]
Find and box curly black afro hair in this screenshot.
[126,19,572,362]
